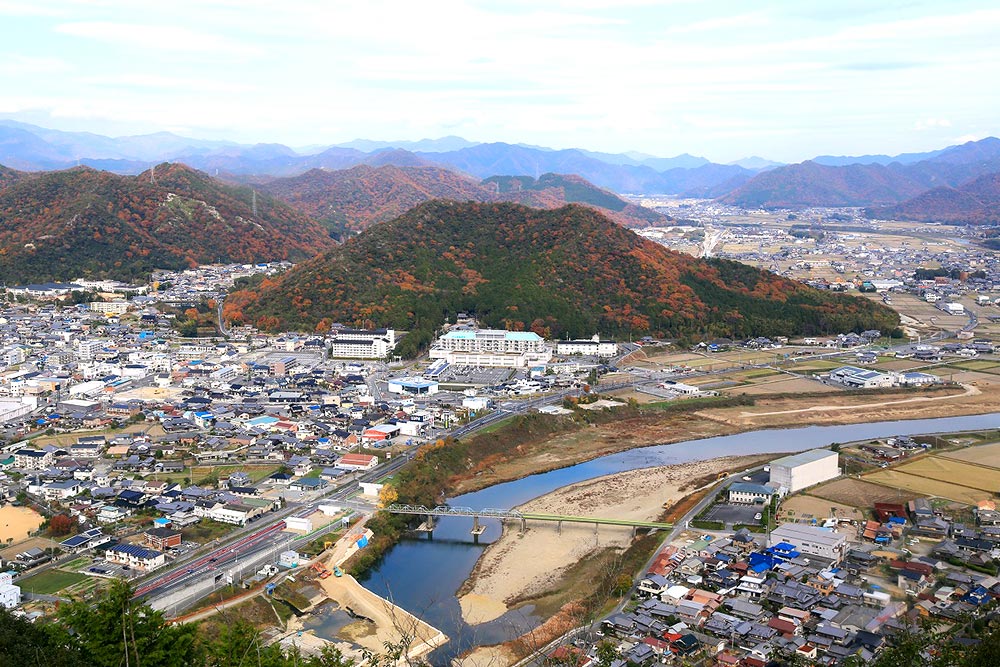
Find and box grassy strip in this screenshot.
[18,569,88,595]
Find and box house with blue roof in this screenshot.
[106,543,165,571]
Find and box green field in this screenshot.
[946,360,1000,372]
[18,569,88,594]
[180,519,237,544]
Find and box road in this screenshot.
[138,457,396,610]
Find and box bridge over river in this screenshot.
[384,504,672,538]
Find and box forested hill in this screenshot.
[866,172,1000,224]
[0,163,335,283]
[260,165,667,238]
[718,137,1000,208]
[483,173,665,227]
[259,164,489,237]
[229,201,899,355]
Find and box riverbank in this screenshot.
[313,572,448,661]
[457,454,773,627]
[452,384,996,495]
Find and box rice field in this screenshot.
[889,456,1000,492]
[809,477,918,508]
[941,441,1000,467]
[864,469,990,505]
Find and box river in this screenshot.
[305,412,1000,664]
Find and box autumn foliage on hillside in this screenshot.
[0,163,335,283]
[260,165,667,238]
[234,201,898,355]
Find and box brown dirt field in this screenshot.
[809,478,918,507]
[876,359,935,371]
[0,505,45,544]
[454,386,1000,495]
[942,441,1000,467]
[606,389,662,404]
[892,456,1000,492]
[0,535,58,560]
[725,377,839,396]
[710,384,1000,430]
[779,495,867,523]
[863,470,989,505]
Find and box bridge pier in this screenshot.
[471,515,486,542]
[415,514,435,537]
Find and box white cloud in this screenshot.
[914,118,952,130]
[954,134,984,144]
[0,1,65,16]
[54,21,260,56]
[0,55,72,75]
[77,74,256,94]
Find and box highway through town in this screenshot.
[136,458,394,607]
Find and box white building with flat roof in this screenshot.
[0,572,21,609]
[768,449,839,493]
[769,523,847,563]
[556,335,618,357]
[328,328,397,359]
[429,329,552,368]
[828,366,894,389]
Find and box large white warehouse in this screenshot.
[768,448,839,493]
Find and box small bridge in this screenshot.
[384,504,672,539]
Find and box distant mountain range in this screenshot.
[0,120,770,196]
[258,165,666,237]
[0,163,334,283]
[229,200,898,352]
[867,172,1000,224]
[4,119,1000,220]
[721,138,1000,210]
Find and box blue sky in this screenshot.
[1,0,998,162]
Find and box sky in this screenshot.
[1,0,998,163]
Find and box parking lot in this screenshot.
[701,503,764,526]
[436,366,514,388]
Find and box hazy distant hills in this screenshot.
[5,119,1000,219]
[721,137,1000,208]
[0,163,334,283]
[0,120,770,196]
[259,165,668,237]
[867,172,1000,224]
[229,200,898,350]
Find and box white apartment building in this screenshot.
[0,346,25,367]
[429,329,552,368]
[328,328,398,359]
[89,301,130,315]
[768,449,840,493]
[74,339,105,361]
[14,448,54,470]
[555,334,618,357]
[0,572,21,609]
